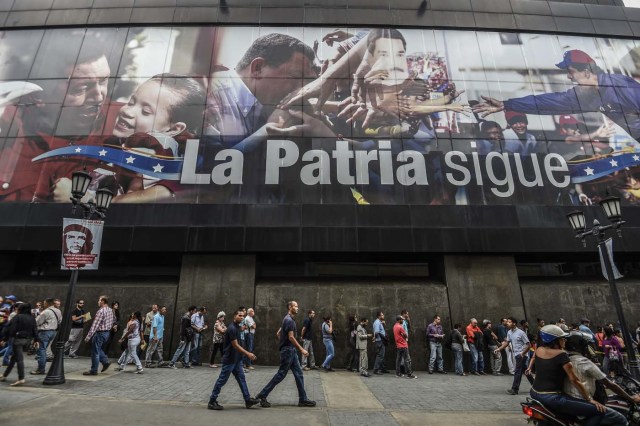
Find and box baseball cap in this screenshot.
[396,315,404,321]
[504,110,528,125]
[559,115,583,126]
[580,317,590,323]
[5,295,17,302]
[555,49,595,70]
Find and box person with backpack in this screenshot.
[169,305,197,369]
[426,314,446,374]
[0,303,38,386]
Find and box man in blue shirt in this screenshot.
[578,318,597,342]
[254,301,316,408]
[208,309,260,411]
[144,306,166,368]
[495,316,530,396]
[372,311,388,375]
[474,49,640,141]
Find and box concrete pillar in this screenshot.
[444,255,525,325]
[170,254,256,359]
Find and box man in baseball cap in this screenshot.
[473,48,640,141]
[503,111,540,156]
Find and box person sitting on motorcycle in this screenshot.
[563,331,639,423]
[530,325,617,425]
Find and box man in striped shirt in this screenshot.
[83,295,114,375]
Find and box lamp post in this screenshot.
[566,196,639,380]
[43,170,113,385]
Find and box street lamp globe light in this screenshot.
[71,170,92,200]
[566,210,586,234]
[95,188,114,213]
[599,196,622,224]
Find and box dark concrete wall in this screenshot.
[0,277,178,358]
[444,255,526,326]
[521,279,640,329]
[253,280,449,371]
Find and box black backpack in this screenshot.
[443,332,453,350]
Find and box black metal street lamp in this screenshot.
[566,196,639,380]
[44,170,113,386]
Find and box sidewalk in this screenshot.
[0,357,530,425]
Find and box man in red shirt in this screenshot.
[393,315,417,379]
[466,318,485,375]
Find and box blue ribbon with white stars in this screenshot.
[569,152,640,184]
[32,145,183,180]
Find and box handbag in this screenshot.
[140,340,147,351]
[462,339,470,352]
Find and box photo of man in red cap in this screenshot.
[473,49,640,142]
[502,110,540,156]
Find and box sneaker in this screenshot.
[115,366,125,372]
[437,370,447,374]
[135,368,144,374]
[82,371,97,376]
[169,363,177,369]
[10,379,25,386]
[183,365,191,369]
[407,374,418,379]
[257,396,271,408]
[303,367,310,371]
[30,370,45,375]
[243,368,249,373]
[68,354,78,359]
[245,397,260,409]
[471,371,480,376]
[208,400,223,410]
[101,363,111,373]
[507,389,518,395]
[248,366,255,370]
[396,373,404,378]
[361,373,371,377]
[428,370,433,375]
[298,400,316,407]
[374,370,383,375]
[478,371,486,376]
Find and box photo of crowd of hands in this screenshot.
[1,26,640,206]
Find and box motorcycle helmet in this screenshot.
[565,331,591,355]
[539,325,569,344]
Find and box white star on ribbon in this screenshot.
[152,163,164,173]
[609,159,618,167]
[74,147,82,153]
[98,149,107,157]
[125,155,135,164]
[634,155,640,162]
[584,167,594,176]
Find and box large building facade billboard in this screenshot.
[1,26,639,206]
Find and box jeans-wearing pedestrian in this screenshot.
[321,316,334,372]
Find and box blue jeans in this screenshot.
[90,331,110,374]
[36,330,56,372]
[210,359,251,402]
[2,337,13,365]
[258,346,308,402]
[429,341,444,372]
[469,344,484,373]
[189,333,201,364]
[452,343,464,374]
[530,390,628,426]
[322,338,334,368]
[171,339,191,365]
[374,341,386,371]
[243,333,255,366]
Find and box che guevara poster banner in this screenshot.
[1,26,639,207]
[61,218,104,270]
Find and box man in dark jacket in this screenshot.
[169,305,197,369]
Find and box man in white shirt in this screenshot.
[244,308,257,370]
[189,306,207,366]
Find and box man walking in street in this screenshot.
[207,309,260,411]
[254,301,316,408]
[145,306,167,368]
[466,318,485,375]
[394,315,417,379]
[372,311,387,375]
[300,309,316,371]
[356,317,372,377]
[83,296,114,376]
[483,320,502,376]
[64,299,86,359]
[31,298,61,375]
[189,306,207,366]
[169,306,196,369]
[244,308,256,370]
[427,314,446,374]
[495,316,530,395]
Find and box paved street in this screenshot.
[0,357,530,425]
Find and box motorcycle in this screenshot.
[522,396,639,426]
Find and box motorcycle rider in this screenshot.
[562,331,640,421]
[530,325,617,425]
